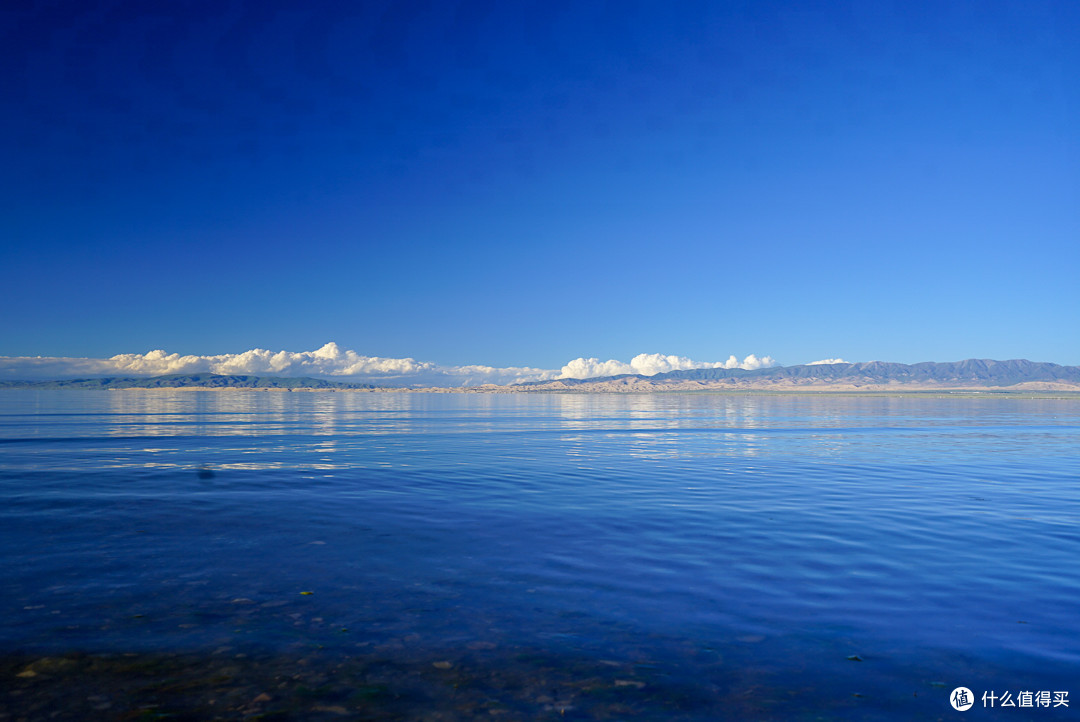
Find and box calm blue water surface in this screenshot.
[1,390,1078,718]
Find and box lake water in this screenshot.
[1,390,1078,719]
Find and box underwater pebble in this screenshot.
[312,704,349,715]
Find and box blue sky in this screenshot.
[2,0,1078,375]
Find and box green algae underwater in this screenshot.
[0,641,979,721]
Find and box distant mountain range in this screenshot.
[1,360,1078,392]
[517,359,1080,392]
[0,373,374,390]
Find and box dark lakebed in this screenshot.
[1,390,1078,720]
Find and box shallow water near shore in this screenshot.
[1,390,1078,719]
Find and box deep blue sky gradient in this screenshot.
[2,0,1077,367]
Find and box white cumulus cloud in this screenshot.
[557,353,777,379]
[806,358,848,365]
[103,343,436,378]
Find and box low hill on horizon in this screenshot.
[517,359,1080,392]
[2,360,1079,392]
[0,373,375,390]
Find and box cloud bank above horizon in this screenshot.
[0,343,786,386]
[557,353,775,379]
